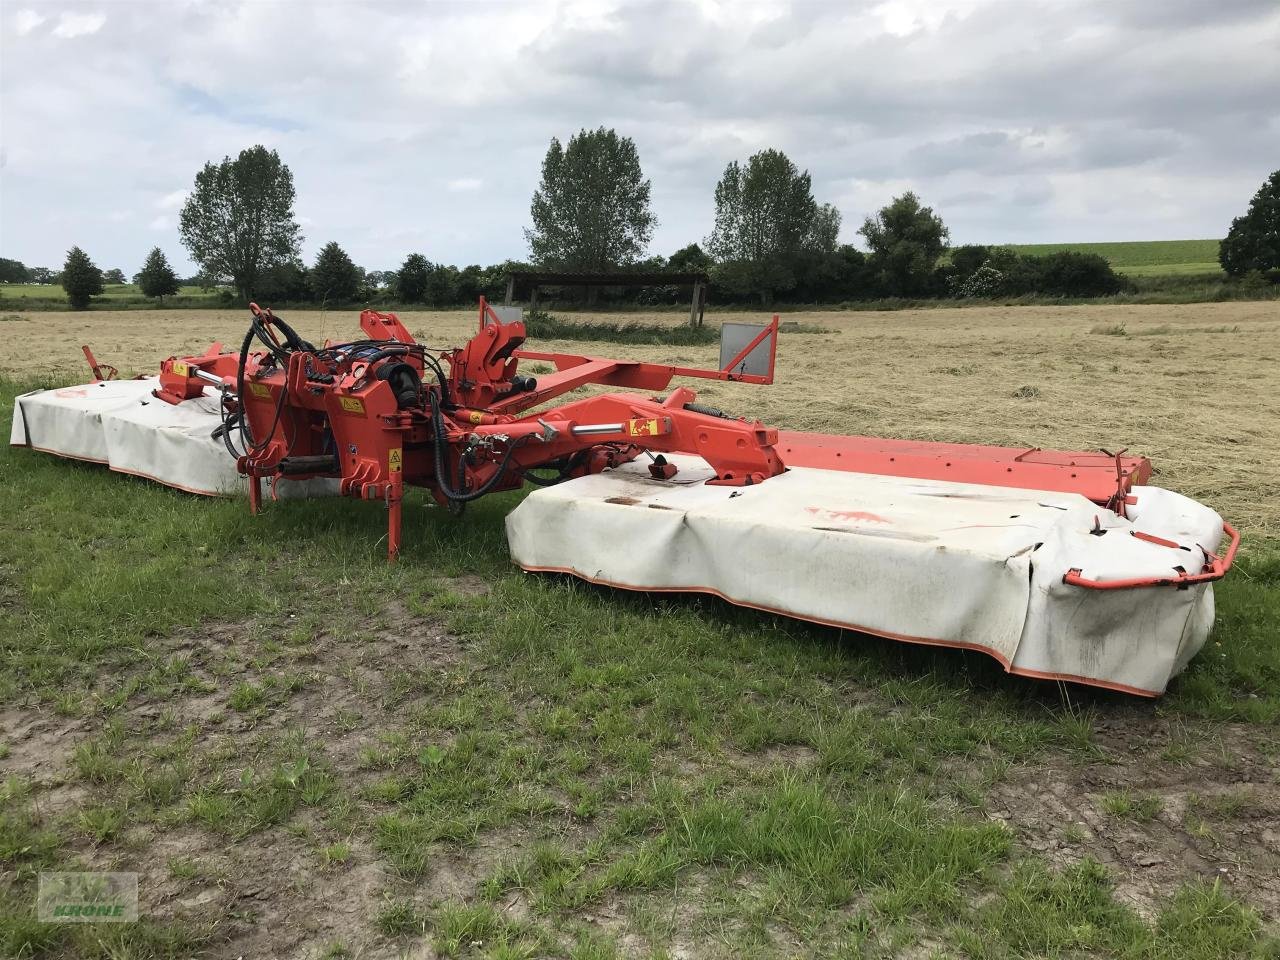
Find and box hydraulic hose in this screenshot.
[429,390,525,503]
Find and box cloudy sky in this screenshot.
[2,0,1277,275]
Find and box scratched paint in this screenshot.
[804,506,890,523]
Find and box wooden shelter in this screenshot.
[504,270,709,327]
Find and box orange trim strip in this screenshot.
[105,465,223,498]
[515,562,1163,698]
[19,444,226,497]
[26,444,110,465]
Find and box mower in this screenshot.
[10,299,1237,696]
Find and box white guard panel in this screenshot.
[506,455,1225,696]
[10,378,332,499]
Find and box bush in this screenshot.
[955,265,1004,299]
[1029,251,1126,297]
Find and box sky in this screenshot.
[1,0,1277,276]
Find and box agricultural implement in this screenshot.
[10,299,1237,696]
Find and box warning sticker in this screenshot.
[248,383,270,399]
[627,418,660,437]
[339,396,366,415]
[388,448,403,473]
[172,361,189,377]
[468,411,485,424]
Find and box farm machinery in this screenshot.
[10,299,1238,696]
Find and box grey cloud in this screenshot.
[1,0,1276,273]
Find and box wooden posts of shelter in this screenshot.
[504,271,710,327]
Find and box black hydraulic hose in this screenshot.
[236,318,289,456]
[521,470,562,486]
[429,390,525,503]
[234,323,256,450]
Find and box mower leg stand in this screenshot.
[386,487,403,561]
[248,474,263,515]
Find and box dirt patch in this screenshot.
[3,586,518,959]
[990,714,1280,921]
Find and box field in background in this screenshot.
[4,300,1277,535]
[2,302,1278,958]
[1007,239,1223,277]
[0,283,216,302]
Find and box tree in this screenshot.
[424,262,459,306]
[135,247,181,300]
[858,192,950,296]
[396,254,431,303]
[1220,170,1280,277]
[178,145,302,301]
[256,260,312,302]
[61,246,103,309]
[308,242,360,302]
[667,243,712,274]
[103,268,126,285]
[706,149,820,303]
[28,266,54,284]
[0,258,28,283]
[807,203,841,255]
[526,127,655,271]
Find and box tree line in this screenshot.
[5,135,1277,310]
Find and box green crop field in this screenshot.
[1006,239,1223,277]
[0,283,216,302]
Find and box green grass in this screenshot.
[1,375,1277,957]
[0,282,218,302]
[1007,239,1223,277]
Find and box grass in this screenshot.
[1100,790,1165,822]
[0,282,222,309]
[1007,239,1223,277]
[1,354,1278,956]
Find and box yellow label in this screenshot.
[468,411,484,424]
[172,361,189,377]
[628,418,660,437]
[249,383,270,399]
[339,396,366,414]
[388,448,403,472]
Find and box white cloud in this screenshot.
[13,9,45,35]
[0,0,1277,273]
[156,190,187,210]
[51,12,106,39]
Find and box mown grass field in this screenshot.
[1006,240,1223,277]
[1,302,1278,958]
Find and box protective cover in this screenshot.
[506,456,1225,696]
[10,378,331,498]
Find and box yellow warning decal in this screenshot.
[248,383,270,399]
[388,448,403,473]
[339,396,366,414]
[627,418,660,437]
[172,361,189,377]
[468,411,485,424]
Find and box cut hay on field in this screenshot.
[5,300,1278,535]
